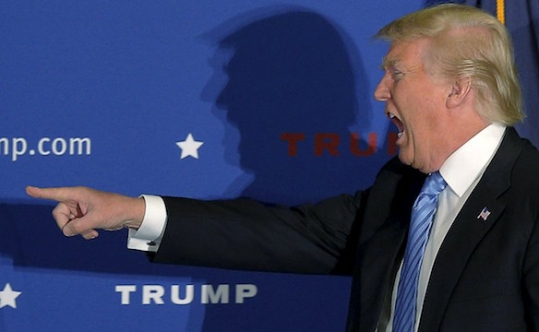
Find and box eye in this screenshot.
[391,70,404,80]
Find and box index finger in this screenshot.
[26,186,78,202]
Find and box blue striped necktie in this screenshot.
[392,171,447,332]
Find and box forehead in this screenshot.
[382,39,428,69]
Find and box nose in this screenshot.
[374,74,390,101]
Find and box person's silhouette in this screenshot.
[202,9,389,205]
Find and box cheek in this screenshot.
[404,93,440,130]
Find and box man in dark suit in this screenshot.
[27,4,539,331]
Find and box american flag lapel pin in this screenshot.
[477,207,491,221]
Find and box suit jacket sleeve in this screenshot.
[150,191,365,274]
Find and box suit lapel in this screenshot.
[419,128,525,331]
[349,215,407,331]
[348,159,425,331]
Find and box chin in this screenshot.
[397,152,412,166]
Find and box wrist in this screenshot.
[123,196,146,230]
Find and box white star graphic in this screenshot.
[0,283,21,309]
[176,133,204,159]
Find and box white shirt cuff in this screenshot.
[127,195,167,252]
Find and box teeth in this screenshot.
[387,112,404,137]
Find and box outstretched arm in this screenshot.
[26,186,145,240]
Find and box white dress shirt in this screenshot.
[128,123,507,331]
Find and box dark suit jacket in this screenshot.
[153,127,539,331]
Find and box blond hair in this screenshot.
[376,4,524,125]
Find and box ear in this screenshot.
[446,77,471,108]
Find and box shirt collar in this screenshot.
[439,123,506,197]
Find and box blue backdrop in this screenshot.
[0,1,537,331]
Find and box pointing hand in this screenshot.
[26,186,145,240]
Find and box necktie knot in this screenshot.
[417,171,447,201]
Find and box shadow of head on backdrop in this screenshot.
[202,8,386,204]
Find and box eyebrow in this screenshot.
[380,57,402,70]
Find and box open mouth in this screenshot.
[387,112,405,138]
